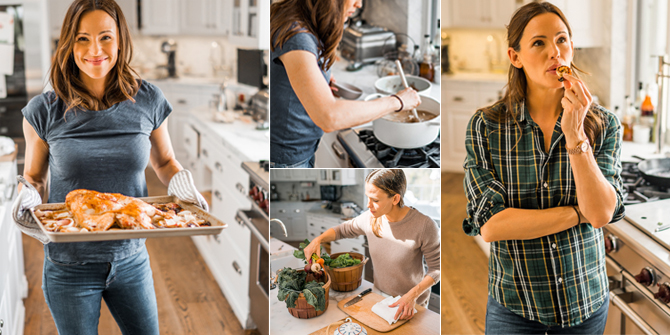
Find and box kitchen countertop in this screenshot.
[189,106,270,162]
[329,56,441,102]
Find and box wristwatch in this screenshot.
[566,138,590,155]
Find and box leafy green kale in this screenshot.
[328,253,362,268]
[276,267,326,311]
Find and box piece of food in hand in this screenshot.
[556,65,572,82]
[311,262,322,273]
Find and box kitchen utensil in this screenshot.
[636,157,670,188]
[395,60,420,121]
[344,288,372,307]
[374,75,431,96]
[30,195,227,243]
[372,95,440,149]
[333,82,363,100]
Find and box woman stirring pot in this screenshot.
[304,169,440,320]
[462,2,624,334]
[270,0,422,168]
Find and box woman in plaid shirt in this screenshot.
[462,2,625,334]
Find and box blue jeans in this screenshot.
[270,154,315,168]
[42,246,159,335]
[485,294,609,335]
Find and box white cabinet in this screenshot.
[179,0,230,35]
[446,0,516,29]
[140,0,180,35]
[442,77,506,172]
[318,169,357,185]
[270,202,308,241]
[271,170,318,182]
[228,0,270,49]
[544,0,604,48]
[48,0,138,39]
[306,214,364,253]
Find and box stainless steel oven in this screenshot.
[239,161,269,335]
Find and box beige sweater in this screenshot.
[333,207,440,306]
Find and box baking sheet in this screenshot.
[30,195,227,243]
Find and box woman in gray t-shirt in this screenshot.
[12,1,207,334]
[269,0,422,168]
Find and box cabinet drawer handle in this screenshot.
[215,162,223,173]
[352,247,360,252]
[202,149,208,157]
[177,99,187,104]
[0,319,3,327]
[321,226,327,230]
[214,190,222,201]
[213,234,221,243]
[279,209,286,213]
[232,261,242,275]
[333,241,340,245]
[453,96,464,102]
[309,223,314,226]
[185,138,190,145]
[236,216,244,226]
[294,209,300,213]
[236,182,245,194]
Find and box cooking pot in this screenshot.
[367,94,440,149]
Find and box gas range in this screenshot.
[621,161,670,204]
[337,127,440,168]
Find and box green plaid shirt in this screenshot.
[462,101,625,327]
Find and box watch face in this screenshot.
[581,141,589,152]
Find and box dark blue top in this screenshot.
[270,31,331,165]
[22,80,171,263]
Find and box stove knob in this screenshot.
[634,267,656,286]
[654,282,670,303]
[604,234,619,254]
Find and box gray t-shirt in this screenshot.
[22,80,171,263]
[270,31,331,165]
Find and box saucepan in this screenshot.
[364,94,440,149]
[635,155,670,188]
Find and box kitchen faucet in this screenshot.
[270,218,288,237]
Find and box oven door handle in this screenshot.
[609,291,659,335]
[236,210,269,251]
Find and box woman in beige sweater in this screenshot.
[303,169,440,320]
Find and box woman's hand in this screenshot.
[302,237,322,261]
[389,291,418,320]
[395,87,422,113]
[329,77,339,94]
[560,74,593,147]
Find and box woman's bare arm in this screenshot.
[480,206,585,243]
[149,118,183,186]
[22,119,49,199]
[279,50,421,133]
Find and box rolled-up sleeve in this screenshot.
[333,213,367,240]
[594,108,626,223]
[462,111,507,236]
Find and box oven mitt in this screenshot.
[168,169,209,212]
[12,175,50,245]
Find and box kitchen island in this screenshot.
[270,241,440,335]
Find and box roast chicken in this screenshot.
[34,189,209,232]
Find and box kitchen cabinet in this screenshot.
[446,0,516,29]
[442,76,506,172]
[317,169,357,186]
[270,202,308,241]
[228,0,270,49]
[140,0,180,35]
[48,0,138,38]
[0,161,26,335]
[271,169,318,182]
[179,0,230,35]
[543,0,604,48]
[306,213,364,253]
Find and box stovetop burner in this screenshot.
[622,161,670,204]
[355,130,440,168]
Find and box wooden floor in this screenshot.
[441,172,489,335]
[23,168,259,335]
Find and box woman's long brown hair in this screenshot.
[270,0,346,72]
[50,0,139,114]
[365,169,407,238]
[487,2,605,144]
